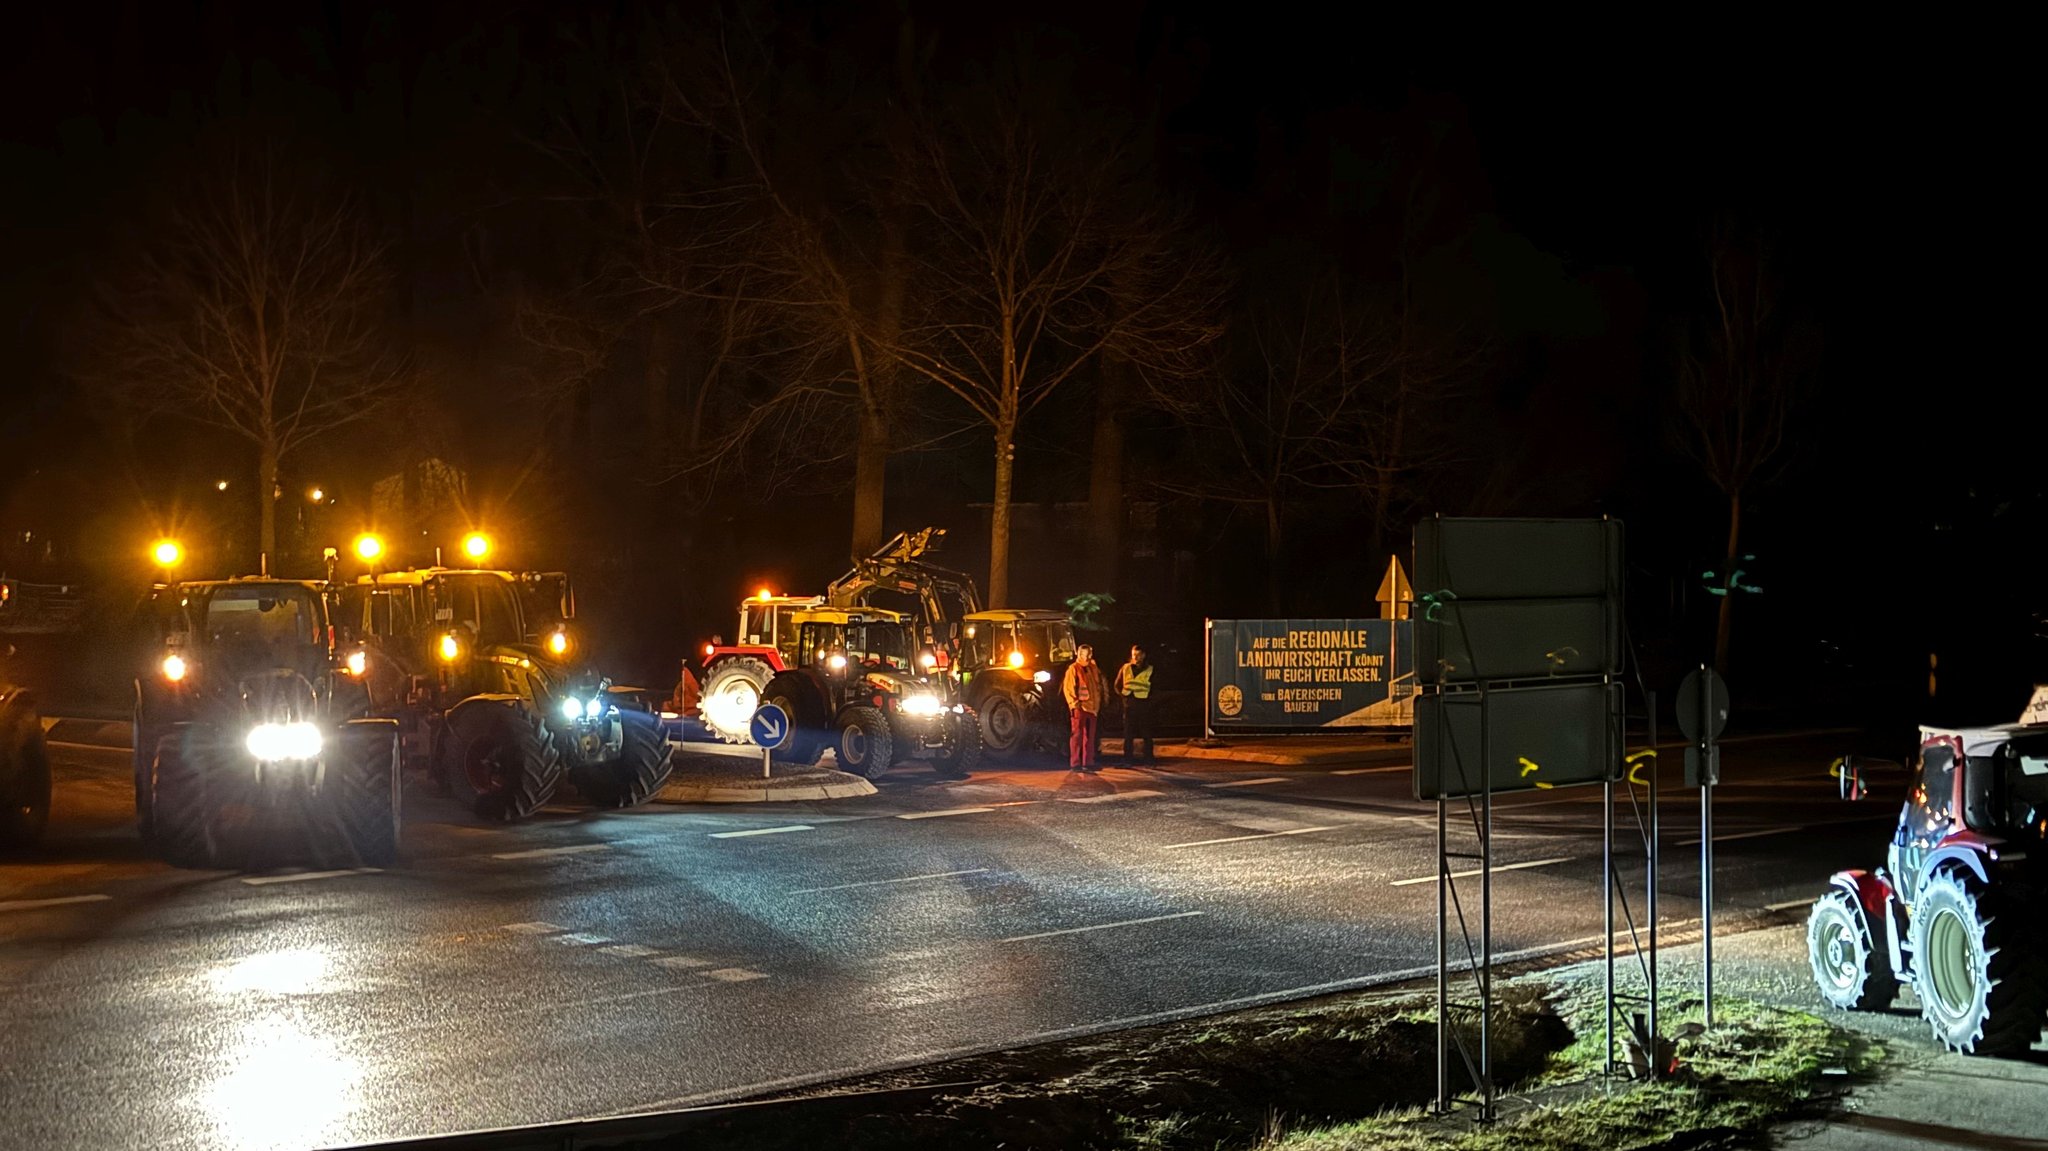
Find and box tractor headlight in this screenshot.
[247,722,322,762]
[161,653,188,682]
[344,650,367,677]
[560,697,583,723]
[900,693,945,717]
[585,697,603,719]
[826,653,847,672]
[1007,650,1026,669]
[1033,669,1052,685]
[547,629,570,657]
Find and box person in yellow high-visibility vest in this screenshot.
[1116,644,1156,764]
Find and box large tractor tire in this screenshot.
[834,706,894,780]
[325,720,401,867]
[132,689,162,841]
[762,674,824,768]
[976,689,1026,758]
[573,707,674,808]
[700,658,774,743]
[152,727,228,869]
[0,702,52,852]
[931,705,986,779]
[1807,887,1899,1011]
[1909,868,2048,1055]
[441,702,563,822]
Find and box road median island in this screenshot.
[653,745,876,804]
[589,968,1878,1150]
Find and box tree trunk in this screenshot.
[1086,359,1126,592]
[258,436,279,573]
[852,405,889,560]
[1266,496,1285,616]
[1713,489,1742,675]
[989,426,1016,608]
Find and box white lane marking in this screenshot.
[1676,825,1806,847]
[896,807,995,821]
[242,868,382,886]
[1061,790,1163,804]
[710,825,815,839]
[702,967,769,982]
[0,894,113,913]
[1001,910,1206,943]
[653,955,713,970]
[1204,776,1289,788]
[1390,857,1574,887]
[502,921,566,935]
[793,868,990,895]
[1161,826,1339,850]
[1333,765,1410,775]
[558,932,610,945]
[491,844,611,861]
[1765,898,1817,913]
[602,943,659,957]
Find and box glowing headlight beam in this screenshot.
[353,534,385,563]
[246,722,323,762]
[584,697,603,719]
[344,650,366,677]
[151,539,184,568]
[161,653,188,682]
[899,693,945,717]
[437,634,460,662]
[560,697,582,722]
[547,630,569,656]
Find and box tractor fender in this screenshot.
[446,693,529,725]
[1828,869,1904,981]
[1923,843,1993,887]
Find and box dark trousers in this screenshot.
[1069,708,1099,768]
[1121,696,1155,762]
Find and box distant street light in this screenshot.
[309,487,324,503]
[215,480,229,492]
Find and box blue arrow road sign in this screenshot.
[749,702,790,750]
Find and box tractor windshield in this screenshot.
[189,584,326,677]
[1996,734,2048,838]
[847,623,911,674]
[435,574,524,647]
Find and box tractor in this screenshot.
[336,561,672,822]
[757,606,983,780]
[1807,699,2048,1055]
[130,576,400,869]
[694,591,824,742]
[1,644,52,852]
[956,609,1078,756]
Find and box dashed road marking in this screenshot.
[1204,776,1289,788]
[0,894,113,913]
[1390,856,1574,888]
[1161,826,1339,850]
[1060,790,1163,804]
[653,955,713,970]
[1333,765,1410,775]
[710,825,815,839]
[502,921,567,935]
[1676,825,1806,847]
[702,967,769,983]
[794,868,990,895]
[602,943,660,957]
[491,844,611,860]
[242,868,382,886]
[1765,898,1816,913]
[897,807,995,821]
[1001,910,1206,943]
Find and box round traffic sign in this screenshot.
[749,702,791,750]
[1676,666,1729,742]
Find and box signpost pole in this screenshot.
[1647,689,1659,1080]
[1699,667,1715,1028]
[763,744,771,780]
[1202,619,1214,742]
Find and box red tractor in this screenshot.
[1808,705,2048,1055]
[692,591,824,742]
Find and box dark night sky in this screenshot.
[1,5,2035,722]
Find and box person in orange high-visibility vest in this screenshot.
[1062,644,1106,772]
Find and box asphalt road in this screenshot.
[0,729,1894,1150]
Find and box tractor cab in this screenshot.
[959,610,1077,682]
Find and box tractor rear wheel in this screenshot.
[574,707,674,807]
[0,704,52,852]
[441,703,563,822]
[701,658,774,743]
[325,721,400,867]
[1807,888,1898,1011]
[153,727,227,868]
[931,707,985,779]
[1910,868,2048,1055]
[834,707,893,780]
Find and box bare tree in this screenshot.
[890,103,1222,606]
[1670,225,1811,674]
[86,146,401,566]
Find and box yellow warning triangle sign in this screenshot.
[1376,556,1413,620]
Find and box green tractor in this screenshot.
[758,607,983,780]
[336,564,672,822]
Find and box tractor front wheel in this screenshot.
[1910,868,2048,1055]
[931,707,985,779]
[1807,888,1898,1011]
[834,707,893,780]
[153,728,227,869]
[325,721,401,867]
[574,707,674,808]
[441,703,563,822]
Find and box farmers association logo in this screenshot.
[1217,684,1243,717]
